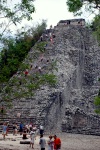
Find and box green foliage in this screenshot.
[66,0,100,14]
[0,0,35,37]
[0,21,47,83]
[19,63,30,71]
[27,83,40,91]
[4,86,12,94]
[0,19,56,109]
[91,15,100,44]
[95,109,100,114]
[66,0,100,48]
[94,95,100,114]
[50,60,58,72]
[67,0,82,13]
[41,74,57,86]
[1,71,57,107]
[35,41,47,52]
[94,96,100,106]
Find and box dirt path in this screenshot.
[0,133,100,150]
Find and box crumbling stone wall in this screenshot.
[1,20,100,135]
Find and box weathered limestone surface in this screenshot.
[1,24,100,135]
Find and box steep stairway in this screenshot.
[0,22,100,135]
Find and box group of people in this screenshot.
[2,122,61,150]
[30,130,61,150]
[22,24,56,78]
[39,134,61,150]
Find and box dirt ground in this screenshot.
[0,132,100,150]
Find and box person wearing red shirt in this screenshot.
[24,69,29,77]
[53,135,61,150]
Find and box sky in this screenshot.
[0,0,97,51]
[32,0,75,28]
[0,0,97,36]
[25,0,95,28]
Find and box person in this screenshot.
[49,32,52,39]
[13,123,16,135]
[30,65,33,69]
[50,37,53,44]
[17,112,21,118]
[1,105,4,114]
[47,59,49,63]
[48,135,53,150]
[24,69,29,77]
[40,125,44,136]
[6,121,9,136]
[25,124,29,133]
[39,134,46,150]
[40,35,43,41]
[30,130,35,149]
[53,135,61,150]
[50,25,53,30]
[2,122,7,140]
[35,65,38,69]
[15,123,18,136]
[29,123,32,131]
[22,130,28,139]
[38,66,42,73]
[19,122,24,135]
[52,33,56,38]
[33,125,37,132]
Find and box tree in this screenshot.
[0,0,35,38]
[91,14,100,43]
[66,0,100,15]
[0,20,47,84]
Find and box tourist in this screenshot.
[24,69,29,77]
[52,33,56,38]
[35,65,38,69]
[49,32,52,39]
[39,124,44,136]
[38,66,42,73]
[40,35,43,41]
[22,130,28,139]
[33,124,37,132]
[2,122,7,140]
[48,135,54,150]
[1,105,4,114]
[6,121,9,136]
[30,130,35,149]
[17,112,21,118]
[15,123,18,136]
[29,123,32,131]
[30,65,33,69]
[53,135,61,150]
[39,134,46,150]
[50,25,53,30]
[45,34,48,38]
[50,37,53,44]
[13,123,16,135]
[25,124,29,133]
[19,122,24,135]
